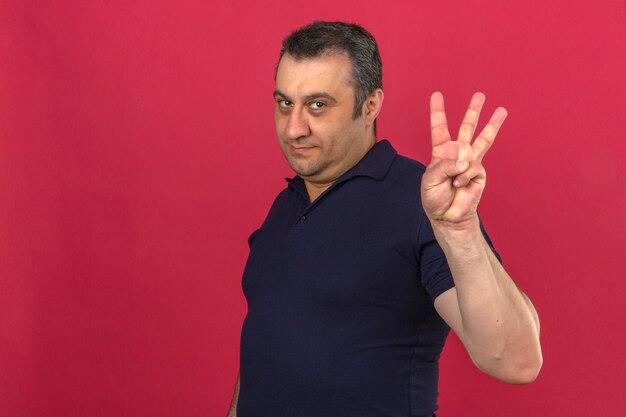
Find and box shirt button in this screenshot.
[300,215,307,222]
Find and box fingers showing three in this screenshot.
[430,91,508,162]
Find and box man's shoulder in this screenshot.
[384,148,428,186]
[391,148,428,174]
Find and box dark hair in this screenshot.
[278,21,383,128]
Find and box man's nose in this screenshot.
[285,110,310,140]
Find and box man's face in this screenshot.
[274,53,372,187]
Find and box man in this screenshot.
[228,21,542,417]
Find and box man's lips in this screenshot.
[291,145,314,154]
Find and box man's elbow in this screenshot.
[474,346,543,385]
[505,356,543,385]
[491,352,543,385]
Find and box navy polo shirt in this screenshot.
[238,140,498,417]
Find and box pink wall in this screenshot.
[1,1,625,416]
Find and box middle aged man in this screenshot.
[229,21,542,417]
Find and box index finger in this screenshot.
[430,92,452,148]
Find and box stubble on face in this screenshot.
[274,53,372,189]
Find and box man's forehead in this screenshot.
[275,53,354,92]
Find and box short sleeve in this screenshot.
[415,212,455,301]
[415,210,503,301]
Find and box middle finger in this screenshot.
[457,92,486,144]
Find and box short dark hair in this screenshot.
[278,21,383,127]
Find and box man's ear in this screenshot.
[363,88,384,127]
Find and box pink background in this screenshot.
[2,1,625,416]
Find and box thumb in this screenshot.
[423,159,469,187]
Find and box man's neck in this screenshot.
[303,137,377,202]
[304,180,334,203]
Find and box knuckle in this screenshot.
[431,122,448,132]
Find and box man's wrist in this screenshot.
[429,216,486,259]
[429,215,481,238]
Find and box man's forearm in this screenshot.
[433,219,542,383]
[227,374,240,417]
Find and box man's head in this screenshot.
[277,21,383,125]
[273,21,384,189]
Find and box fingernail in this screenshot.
[456,160,467,170]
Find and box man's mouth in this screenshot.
[291,145,314,154]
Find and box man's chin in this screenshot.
[289,163,323,180]
[294,169,320,179]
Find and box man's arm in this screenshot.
[226,374,240,417]
[422,92,542,384]
[433,221,542,383]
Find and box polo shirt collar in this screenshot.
[343,139,397,181]
[285,139,397,199]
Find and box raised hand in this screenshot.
[421,92,507,230]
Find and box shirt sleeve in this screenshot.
[415,210,503,301]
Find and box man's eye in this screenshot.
[309,102,326,110]
[277,99,292,108]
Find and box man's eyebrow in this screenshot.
[273,89,291,100]
[303,92,338,103]
[272,90,338,104]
